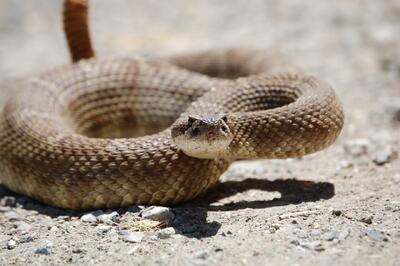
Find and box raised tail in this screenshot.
[63,0,95,62]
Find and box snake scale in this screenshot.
[0,0,344,209]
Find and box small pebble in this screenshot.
[357,214,373,225]
[7,239,17,250]
[97,225,112,234]
[56,216,71,221]
[337,228,351,241]
[80,213,97,223]
[157,227,177,239]
[127,246,141,255]
[0,206,11,212]
[49,226,58,232]
[120,231,144,243]
[14,221,32,232]
[194,250,208,260]
[331,209,342,216]
[290,239,300,246]
[322,228,350,242]
[34,247,51,255]
[5,211,20,221]
[80,210,104,223]
[141,206,175,223]
[343,139,370,156]
[366,229,388,241]
[373,148,398,166]
[97,211,119,224]
[45,240,54,248]
[1,196,16,207]
[20,235,34,243]
[322,231,337,241]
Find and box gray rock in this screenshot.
[7,239,17,249]
[45,240,54,248]
[1,196,16,207]
[97,211,119,224]
[20,235,34,243]
[80,213,97,223]
[140,206,175,223]
[337,228,351,241]
[343,139,370,156]
[120,231,144,243]
[373,153,390,165]
[373,148,398,166]
[34,247,51,255]
[80,210,104,223]
[357,214,373,224]
[157,227,177,239]
[97,225,112,234]
[322,231,337,241]
[5,211,20,221]
[366,229,388,241]
[14,221,32,232]
[194,250,208,260]
[0,206,11,212]
[322,228,350,241]
[290,239,300,246]
[49,226,58,232]
[55,216,71,221]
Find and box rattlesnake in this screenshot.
[0,0,344,209]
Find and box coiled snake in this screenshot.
[0,0,344,209]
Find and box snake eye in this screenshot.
[221,125,229,133]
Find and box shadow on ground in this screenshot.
[0,178,334,238]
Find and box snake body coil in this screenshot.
[0,1,344,209]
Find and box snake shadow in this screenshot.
[0,178,334,239]
[171,177,334,238]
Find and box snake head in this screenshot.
[171,114,233,159]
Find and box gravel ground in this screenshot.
[0,1,400,265]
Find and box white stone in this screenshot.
[140,206,175,222]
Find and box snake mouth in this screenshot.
[171,114,234,159]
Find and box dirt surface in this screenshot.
[0,1,400,265]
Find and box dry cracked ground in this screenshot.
[0,1,399,265]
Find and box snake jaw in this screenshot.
[171,114,233,159]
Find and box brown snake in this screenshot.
[0,0,344,209]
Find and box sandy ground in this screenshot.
[0,1,400,265]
